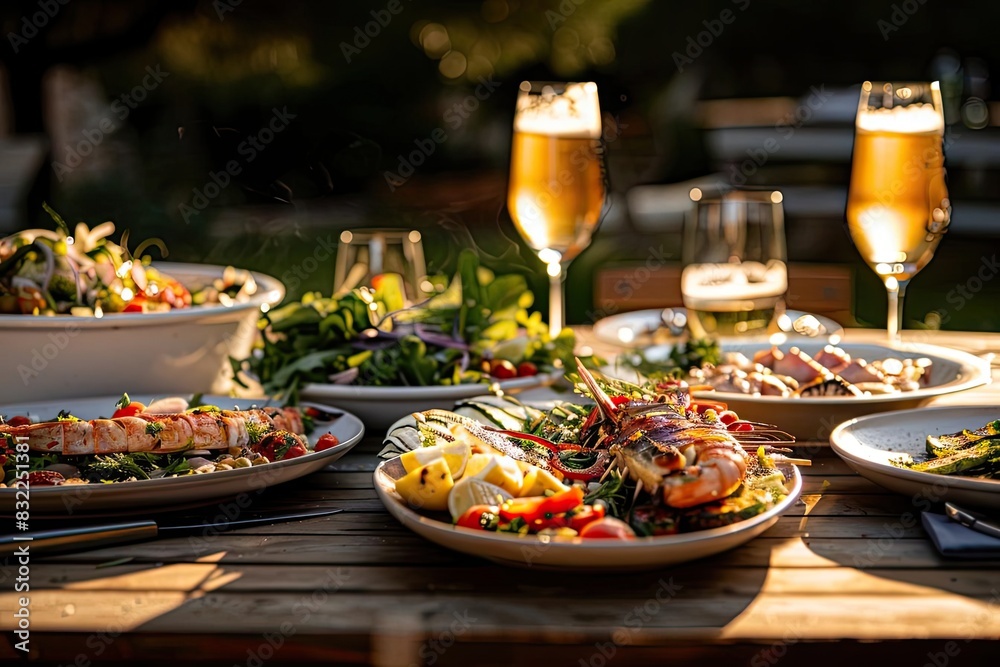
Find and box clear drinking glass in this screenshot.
[507,81,607,336]
[681,188,788,339]
[333,229,428,304]
[846,81,950,343]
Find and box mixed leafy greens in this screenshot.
[233,249,589,401]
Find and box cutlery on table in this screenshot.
[0,507,343,557]
[944,502,1000,540]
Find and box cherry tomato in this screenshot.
[112,402,146,419]
[578,517,636,540]
[5,415,30,427]
[566,504,606,532]
[727,420,754,432]
[456,505,500,531]
[254,431,309,461]
[717,410,739,426]
[489,359,518,380]
[516,361,538,377]
[314,434,340,452]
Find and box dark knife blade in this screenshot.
[944,502,1000,540]
[0,507,344,557]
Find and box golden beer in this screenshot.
[682,261,787,338]
[507,131,605,262]
[847,106,949,282]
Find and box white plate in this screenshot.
[374,407,802,570]
[0,394,365,516]
[629,340,992,441]
[0,262,284,404]
[592,308,845,348]
[300,373,560,430]
[375,459,800,570]
[830,406,1000,511]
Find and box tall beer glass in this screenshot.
[846,81,950,343]
[507,81,606,336]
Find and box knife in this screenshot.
[944,502,1000,540]
[0,507,343,557]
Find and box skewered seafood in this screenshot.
[1,406,304,455]
[573,359,764,508]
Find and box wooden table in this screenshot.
[3,329,999,665]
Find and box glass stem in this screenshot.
[886,278,910,344]
[548,263,564,338]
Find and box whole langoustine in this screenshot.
[573,359,756,509]
[0,407,304,455]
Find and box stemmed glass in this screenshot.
[681,188,788,339]
[846,81,950,343]
[507,81,607,336]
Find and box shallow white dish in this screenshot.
[628,340,992,441]
[592,307,845,348]
[0,394,364,516]
[300,373,560,430]
[0,262,284,404]
[830,406,1000,511]
[374,457,800,570]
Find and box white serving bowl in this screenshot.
[0,262,283,403]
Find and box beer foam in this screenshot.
[681,262,788,302]
[857,103,943,133]
[514,82,602,138]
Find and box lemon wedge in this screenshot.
[470,454,524,496]
[399,440,471,479]
[394,458,454,511]
[520,468,569,497]
[447,477,512,522]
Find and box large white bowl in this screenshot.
[0,262,284,403]
[631,340,992,441]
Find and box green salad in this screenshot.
[233,250,592,401]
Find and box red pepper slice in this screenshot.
[496,430,610,482]
[549,445,610,482]
[499,486,584,525]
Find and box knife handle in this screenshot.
[0,521,158,557]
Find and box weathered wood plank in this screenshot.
[21,561,1000,601]
[26,533,995,570]
[4,589,999,641]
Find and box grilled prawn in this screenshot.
[573,359,792,508]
